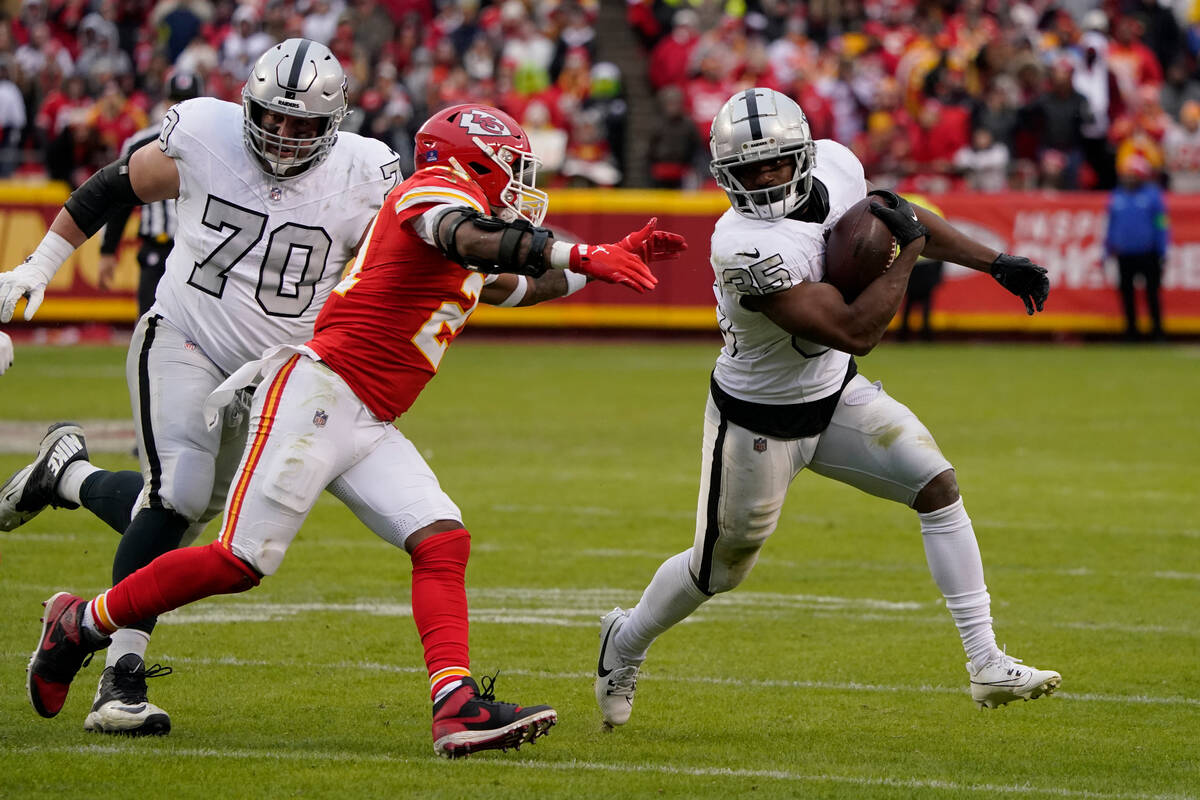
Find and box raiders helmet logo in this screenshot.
[458,109,513,137]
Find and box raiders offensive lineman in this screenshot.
[594,88,1061,728]
[22,103,678,757]
[0,39,401,735]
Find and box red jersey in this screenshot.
[308,166,490,422]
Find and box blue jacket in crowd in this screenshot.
[1104,183,1169,258]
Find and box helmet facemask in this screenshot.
[712,138,815,221]
[243,97,343,179]
[465,136,548,225]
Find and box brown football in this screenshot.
[823,196,899,302]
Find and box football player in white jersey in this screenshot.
[0,39,401,736]
[594,88,1061,728]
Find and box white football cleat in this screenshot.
[968,652,1061,709]
[595,607,640,727]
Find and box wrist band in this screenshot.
[27,231,75,282]
[549,240,574,269]
[563,269,587,296]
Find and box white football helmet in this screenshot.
[242,38,347,180]
[709,88,816,221]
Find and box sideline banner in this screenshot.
[2,183,1197,333]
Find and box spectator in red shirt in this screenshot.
[732,38,783,93]
[908,97,970,186]
[789,68,835,142]
[85,79,147,166]
[684,47,735,141]
[648,8,701,91]
[34,72,90,144]
[1107,16,1164,101]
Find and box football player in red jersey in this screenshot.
[23,104,686,758]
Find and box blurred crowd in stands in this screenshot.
[0,0,1198,194]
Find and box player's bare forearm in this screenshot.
[49,210,88,249]
[838,238,923,351]
[751,239,921,356]
[518,270,580,306]
[913,206,998,270]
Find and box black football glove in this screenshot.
[867,189,928,247]
[989,253,1049,315]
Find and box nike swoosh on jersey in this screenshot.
[737,248,761,258]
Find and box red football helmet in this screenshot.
[414,104,548,225]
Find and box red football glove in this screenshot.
[566,243,657,293]
[614,217,688,262]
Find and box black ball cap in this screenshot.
[167,71,203,101]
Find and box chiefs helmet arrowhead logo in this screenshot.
[458,110,513,137]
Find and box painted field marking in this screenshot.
[48,653,1187,710]
[10,744,1195,800]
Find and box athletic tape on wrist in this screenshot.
[549,240,574,269]
[26,231,75,282]
[563,269,587,296]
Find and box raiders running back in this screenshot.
[710,139,866,405]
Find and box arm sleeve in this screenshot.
[99,205,136,255]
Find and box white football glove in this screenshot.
[0,231,75,323]
[0,330,12,375]
[0,262,51,323]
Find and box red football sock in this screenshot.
[410,528,472,701]
[90,541,260,633]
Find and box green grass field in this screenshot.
[0,340,1197,799]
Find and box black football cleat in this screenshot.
[84,653,173,736]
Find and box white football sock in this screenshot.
[919,498,1002,668]
[106,627,151,668]
[616,549,710,663]
[433,679,463,705]
[57,461,101,505]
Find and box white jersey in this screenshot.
[711,139,866,407]
[150,98,401,375]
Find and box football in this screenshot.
[823,196,899,302]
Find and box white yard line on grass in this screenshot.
[12,744,1195,800]
[45,654,1188,710]
[0,419,135,453]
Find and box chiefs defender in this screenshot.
[25,104,686,758]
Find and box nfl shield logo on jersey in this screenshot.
[270,186,282,202]
[753,437,768,453]
[313,409,328,428]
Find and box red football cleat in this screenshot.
[28,592,110,718]
[431,675,556,758]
